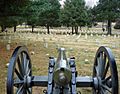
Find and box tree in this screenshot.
[86,8,93,28]
[60,0,89,34]
[25,0,61,34]
[24,0,45,32]
[0,16,24,32]
[0,0,29,32]
[93,0,120,35]
[38,0,61,34]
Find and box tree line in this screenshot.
[0,0,120,35]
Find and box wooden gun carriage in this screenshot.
[7,46,119,94]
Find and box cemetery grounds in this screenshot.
[0,26,120,94]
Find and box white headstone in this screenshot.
[37,32,40,36]
[118,35,120,38]
[114,35,117,38]
[44,42,48,48]
[90,33,93,37]
[104,35,106,37]
[6,63,9,68]
[8,40,11,44]
[70,47,73,51]
[8,36,11,40]
[96,39,100,46]
[108,34,110,37]
[76,34,80,40]
[85,33,88,39]
[96,34,98,36]
[6,44,10,51]
[46,53,49,56]
[84,59,89,64]
[30,51,35,55]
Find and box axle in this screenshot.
[31,76,93,87]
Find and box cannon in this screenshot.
[7,46,119,94]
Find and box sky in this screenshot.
[59,0,99,8]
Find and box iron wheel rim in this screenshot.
[93,46,118,94]
[7,46,32,94]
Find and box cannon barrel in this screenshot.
[53,48,72,86]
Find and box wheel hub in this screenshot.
[93,77,102,90]
[24,75,31,88]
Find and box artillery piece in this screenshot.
[7,46,119,94]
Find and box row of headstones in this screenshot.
[2,31,119,52]
[4,32,120,45]
[6,29,119,40]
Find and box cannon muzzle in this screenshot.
[53,48,72,86]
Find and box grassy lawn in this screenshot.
[0,29,120,93]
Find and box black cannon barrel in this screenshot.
[53,48,72,86]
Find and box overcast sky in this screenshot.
[60,0,99,8]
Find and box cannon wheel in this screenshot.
[7,46,32,94]
[93,46,118,94]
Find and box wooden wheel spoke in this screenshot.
[102,61,109,79]
[16,85,24,94]
[17,56,24,77]
[14,78,24,86]
[95,65,99,76]
[101,84,112,93]
[23,53,27,70]
[20,52,25,74]
[26,69,31,76]
[7,46,32,94]
[103,53,106,64]
[100,88,106,94]
[26,60,30,75]
[93,46,118,94]
[27,88,32,94]
[24,89,27,94]
[15,68,23,80]
[99,53,106,77]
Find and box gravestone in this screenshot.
[6,44,10,51]
[111,43,116,48]
[44,42,48,48]
[118,35,120,38]
[46,53,49,56]
[84,59,89,64]
[114,34,117,38]
[90,33,93,37]
[76,34,81,40]
[8,40,11,44]
[30,51,35,55]
[6,63,9,68]
[96,39,100,46]
[37,32,40,36]
[85,33,88,39]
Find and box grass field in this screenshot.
[0,28,120,93]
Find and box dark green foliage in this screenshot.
[38,0,61,27]
[92,0,120,35]
[61,0,87,26]
[60,0,91,34]
[0,0,29,32]
[25,0,61,33]
[0,0,29,16]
